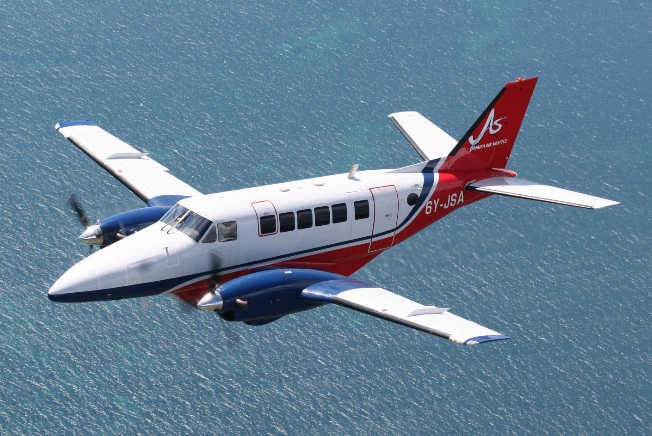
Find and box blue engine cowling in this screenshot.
[80,206,170,247]
[215,269,345,324]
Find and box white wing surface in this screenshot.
[55,120,202,203]
[467,176,619,209]
[302,279,508,345]
[389,111,457,161]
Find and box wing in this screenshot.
[302,278,508,345]
[466,176,619,209]
[55,120,202,205]
[389,111,457,161]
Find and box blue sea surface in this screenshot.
[1,1,650,434]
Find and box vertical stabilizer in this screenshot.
[440,77,538,171]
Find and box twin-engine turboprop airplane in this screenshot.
[49,77,618,345]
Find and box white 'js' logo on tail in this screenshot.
[469,109,506,148]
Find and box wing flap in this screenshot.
[302,279,508,345]
[389,111,457,161]
[467,176,619,209]
[56,121,202,203]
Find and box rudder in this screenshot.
[440,77,538,171]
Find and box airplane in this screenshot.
[48,77,618,346]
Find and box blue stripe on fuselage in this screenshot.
[47,271,208,303]
[396,159,437,228]
[53,164,439,303]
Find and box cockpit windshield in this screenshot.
[160,204,212,242]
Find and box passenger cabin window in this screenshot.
[254,203,349,236]
[279,212,295,232]
[259,215,277,235]
[314,206,330,226]
[331,203,347,223]
[297,209,313,229]
[218,221,237,241]
[354,200,370,220]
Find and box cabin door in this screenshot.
[369,185,399,252]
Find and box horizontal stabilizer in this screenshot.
[389,111,457,161]
[302,278,508,345]
[467,177,619,209]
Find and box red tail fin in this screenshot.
[440,77,538,171]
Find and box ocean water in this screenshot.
[1,1,650,434]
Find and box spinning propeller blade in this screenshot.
[67,194,90,229]
[67,194,99,252]
[197,251,224,311]
[210,252,221,293]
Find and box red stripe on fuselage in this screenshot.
[171,242,383,306]
[172,169,507,307]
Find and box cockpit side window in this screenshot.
[202,225,217,243]
[161,204,212,242]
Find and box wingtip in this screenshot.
[55,120,95,131]
[591,199,620,209]
[462,334,511,346]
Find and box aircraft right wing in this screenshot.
[55,120,202,206]
[302,278,508,345]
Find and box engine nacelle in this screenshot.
[205,269,345,324]
[79,206,170,247]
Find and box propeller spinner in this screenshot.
[68,194,103,245]
[67,194,169,248]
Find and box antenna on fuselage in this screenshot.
[348,164,360,179]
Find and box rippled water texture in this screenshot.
[0,1,650,434]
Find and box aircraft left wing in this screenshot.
[302,278,508,345]
[55,120,202,205]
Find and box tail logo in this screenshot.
[469,109,506,150]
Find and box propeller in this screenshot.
[66,193,104,247]
[67,194,99,253]
[219,316,240,348]
[67,194,90,229]
[209,251,221,294]
[177,298,195,315]
[207,252,241,346]
[197,251,225,310]
[139,296,151,309]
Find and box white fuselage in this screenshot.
[48,166,452,303]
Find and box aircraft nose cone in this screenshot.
[48,264,99,302]
[79,224,103,245]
